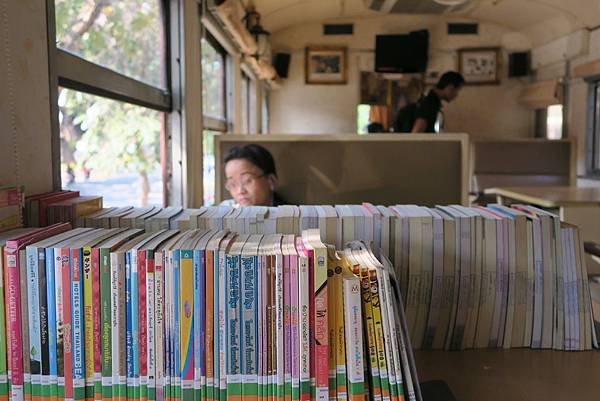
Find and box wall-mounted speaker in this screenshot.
[274,53,291,79]
[509,52,530,77]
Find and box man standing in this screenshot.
[410,71,465,133]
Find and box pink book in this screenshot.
[61,246,74,400]
[5,224,71,401]
[283,249,291,401]
[92,248,103,399]
[138,250,148,397]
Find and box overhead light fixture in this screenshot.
[244,5,271,61]
[433,0,469,6]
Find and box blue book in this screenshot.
[126,250,134,399]
[45,248,58,399]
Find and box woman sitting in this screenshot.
[221,144,285,207]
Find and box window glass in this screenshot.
[55,0,166,88]
[201,36,226,120]
[203,131,218,205]
[240,73,250,134]
[357,104,370,134]
[546,104,563,140]
[59,88,165,207]
[262,89,269,134]
[249,79,258,134]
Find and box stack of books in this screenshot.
[24,191,103,228]
[0,186,23,233]
[77,203,596,351]
[0,226,420,401]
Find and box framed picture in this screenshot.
[458,47,500,85]
[305,46,347,85]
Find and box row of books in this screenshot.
[75,203,595,351]
[0,225,421,401]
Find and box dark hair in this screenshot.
[224,144,277,177]
[436,71,465,89]
[367,122,385,133]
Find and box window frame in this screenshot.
[46,0,174,202]
[587,79,600,177]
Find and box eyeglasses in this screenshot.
[225,173,266,192]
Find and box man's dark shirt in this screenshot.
[415,90,442,133]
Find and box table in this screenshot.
[484,186,600,273]
[416,349,600,401]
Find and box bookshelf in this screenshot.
[215,133,470,206]
[416,349,600,401]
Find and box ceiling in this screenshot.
[252,0,600,44]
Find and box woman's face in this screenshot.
[224,158,276,206]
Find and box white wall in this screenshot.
[0,0,54,195]
[269,15,534,138]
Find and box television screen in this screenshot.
[375,30,429,73]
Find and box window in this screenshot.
[589,81,600,175]
[201,31,228,205]
[357,104,371,134]
[55,0,167,88]
[202,34,227,124]
[534,105,563,140]
[241,72,250,134]
[59,88,165,206]
[51,0,171,206]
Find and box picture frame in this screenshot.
[305,46,347,85]
[458,47,500,85]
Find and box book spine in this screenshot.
[173,250,182,401]
[369,268,390,401]
[110,253,121,400]
[283,255,292,401]
[383,271,408,401]
[92,248,103,401]
[313,246,328,401]
[205,250,215,401]
[126,252,134,401]
[146,251,156,401]
[297,250,310,401]
[155,251,165,401]
[217,250,227,401]
[199,250,206,401]
[71,248,86,401]
[275,254,285,401]
[241,255,258,401]
[53,248,65,401]
[83,246,95,401]
[26,247,42,401]
[60,248,73,401]
[180,250,194,401]
[212,250,220,401]
[376,268,398,401]
[355,262,380,401]
[139,250,148,401]
[132,250,141,401]
[0,246,8,401]
[192,250,202,401]
[342,276,365,401]
[6,245,24,401]
[334,262,347,401]
[100,248,112,401]
[164,251,172,401]
[40,247,52,401]
[19,250,32,401]
[256,254,264,401]
[289,255,299,401]
[226,254,241,401]
[326,261,336,401]
[118,251,127,400]
[380,269,404,401]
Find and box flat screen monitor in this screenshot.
[375,30,429,73]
